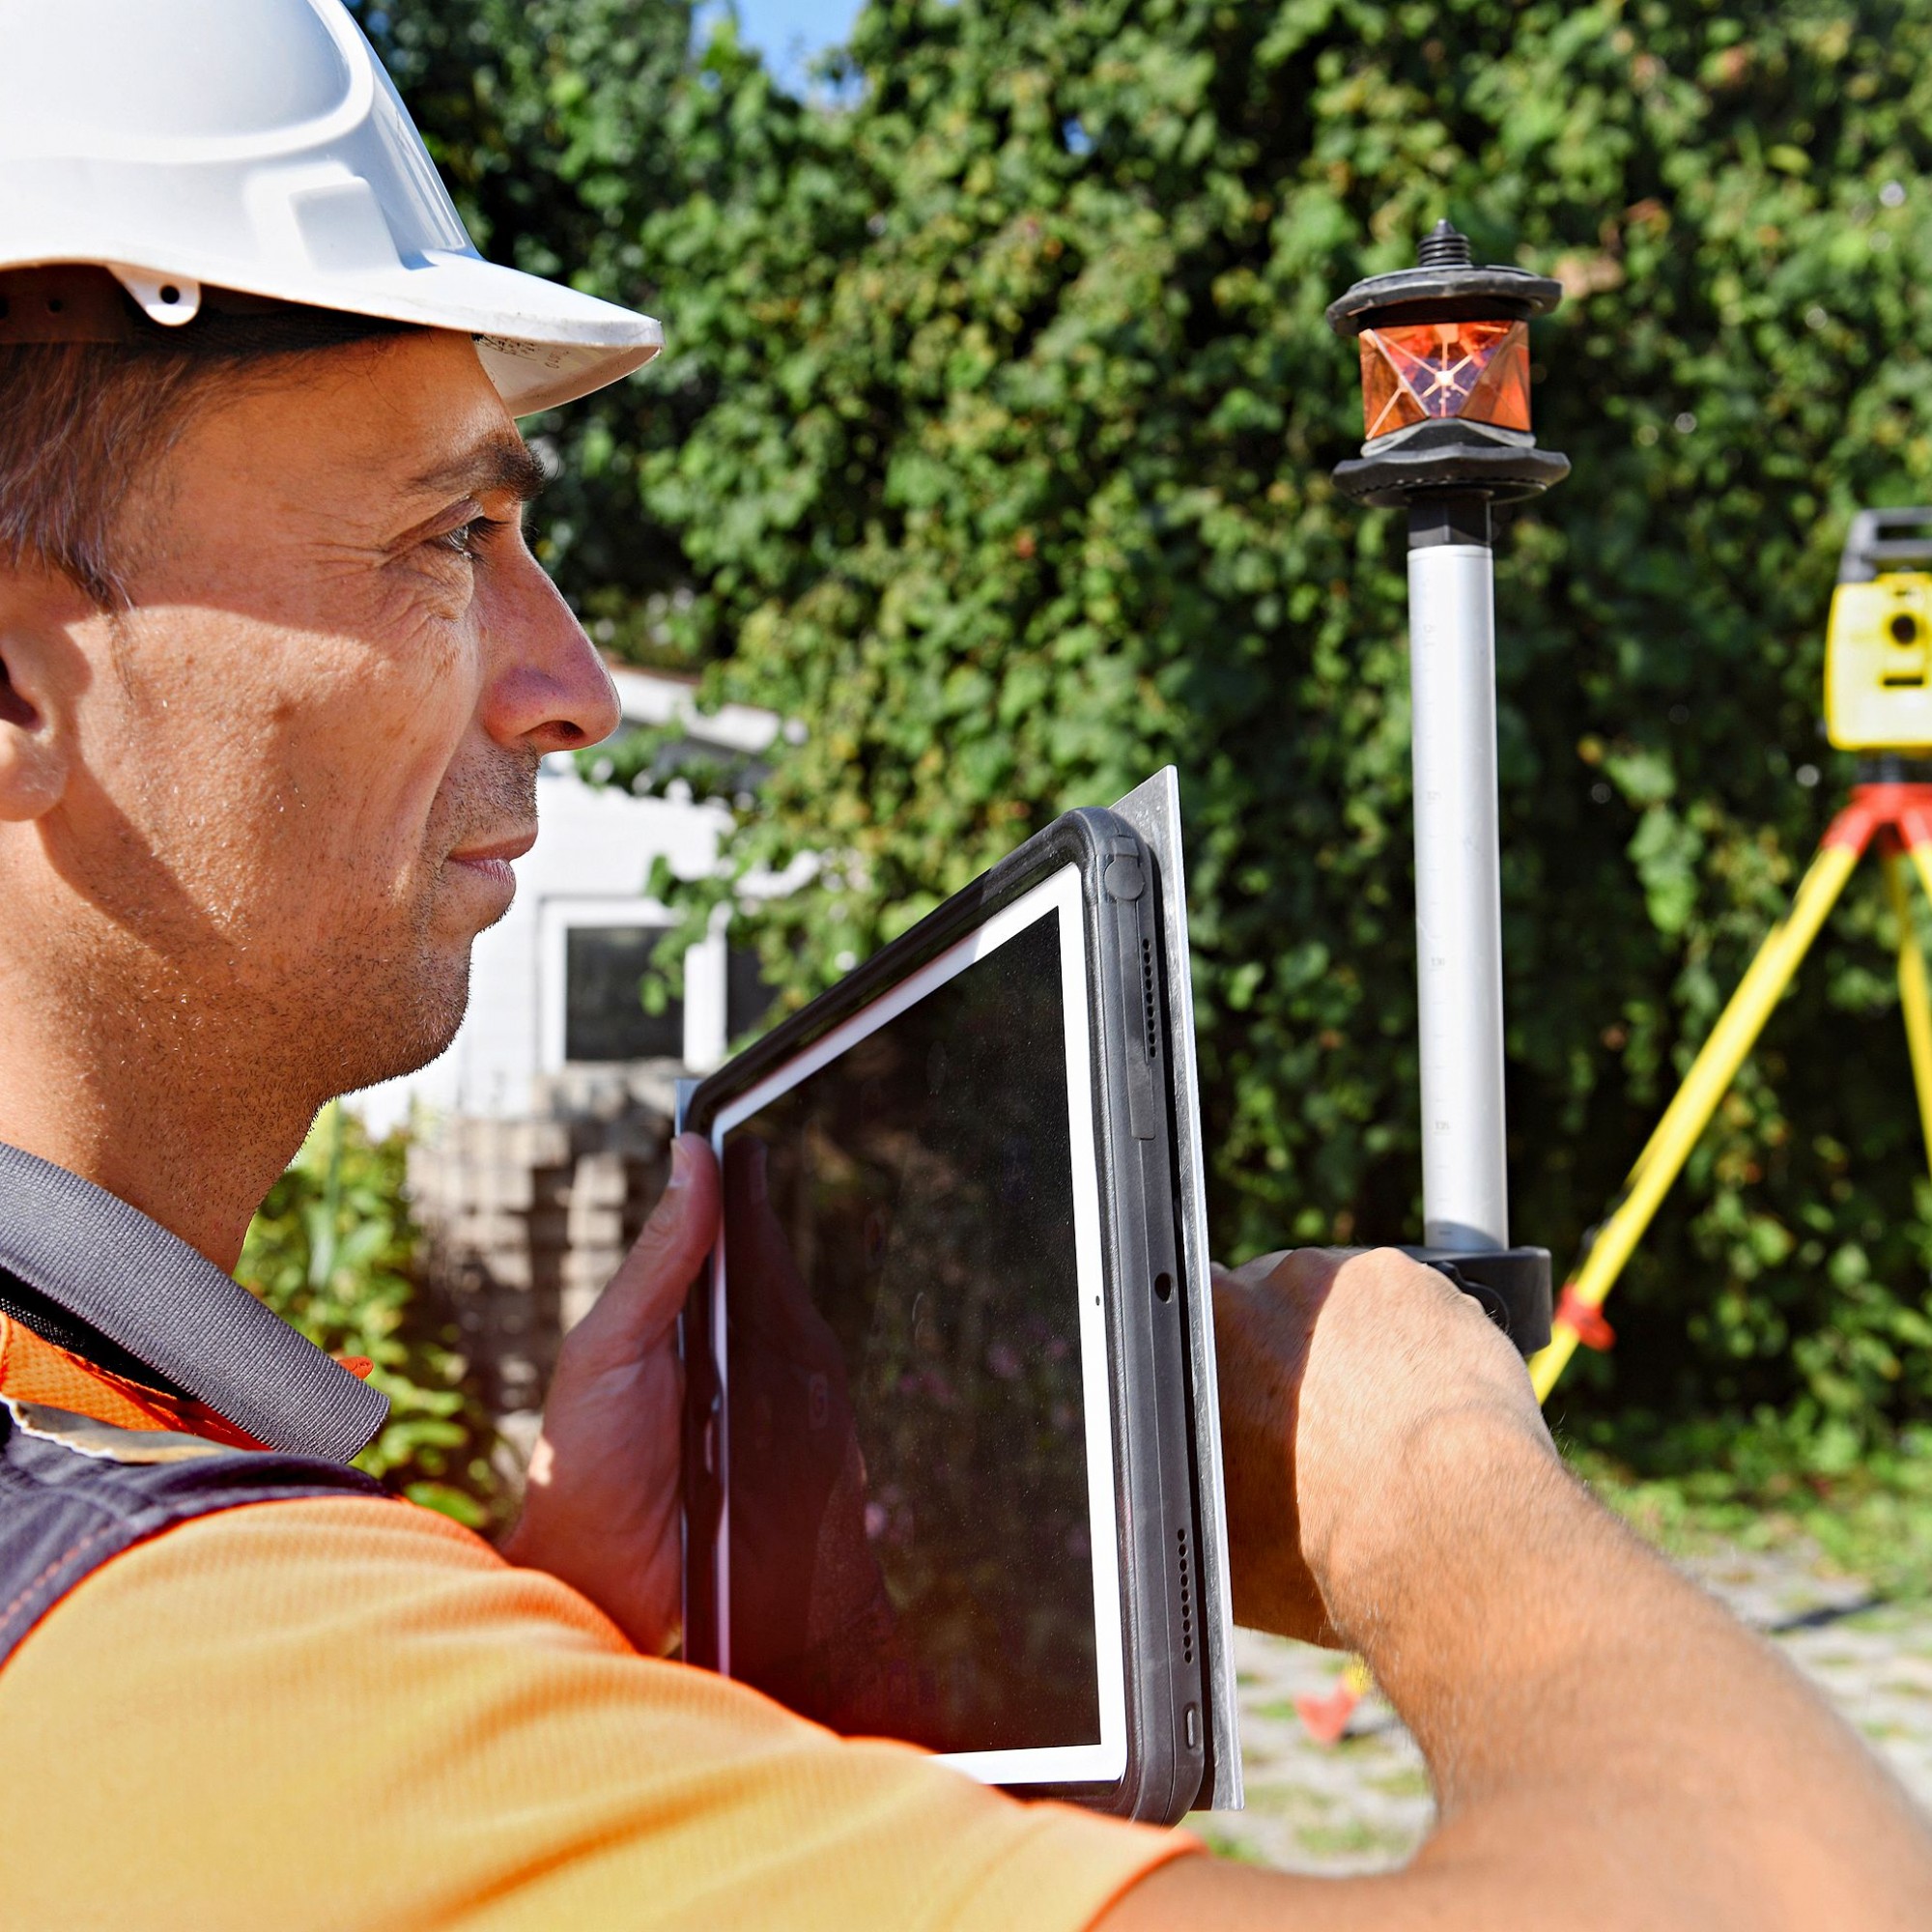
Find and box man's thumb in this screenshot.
[575,1134,721,1357]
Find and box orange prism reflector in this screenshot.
[1358,319,1532,440]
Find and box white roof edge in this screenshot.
[607,668,786,754]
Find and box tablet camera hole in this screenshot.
[1154,1270,1174,1303]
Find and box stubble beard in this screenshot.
[293,748,541,1105]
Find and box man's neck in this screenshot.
[0,1104,305,1273]
[0,843,326,1268]
[0,1010,311,1272]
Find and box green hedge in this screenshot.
[362,0,1932,1470]
[241,1107,507,1525]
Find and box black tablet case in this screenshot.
[678,785,1240,1823]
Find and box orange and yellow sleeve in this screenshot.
[0,1496,1193,1931]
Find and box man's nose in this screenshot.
[479,552,622,755]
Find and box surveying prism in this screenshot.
[1529,507,1932,1403]
[1325,220,1566,1352]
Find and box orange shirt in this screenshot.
[0,1321,1190,1930]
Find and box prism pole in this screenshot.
[1327,221,1567,1347]
[1407,498,1510,1251]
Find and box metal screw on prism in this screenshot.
[1326,220,1567,1353]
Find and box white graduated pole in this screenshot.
[1407,528,1510,1250]
[1325,221,1570,1346]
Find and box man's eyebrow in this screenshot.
[412,432,550,505]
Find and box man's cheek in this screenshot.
[357,570,475,705]
[356,632,479,835]
[282,684,470,874]
[218,764,432,953]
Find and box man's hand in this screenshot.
[501,1133,720,1655]
[1103,1245,1932,1931]
[1211,1246,1551,1648]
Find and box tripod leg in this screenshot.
[1895,849,1932,1183]
[1529,840,1861,1403]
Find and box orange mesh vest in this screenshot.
[0,1315,387,1666]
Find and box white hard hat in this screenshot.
[0,0,662,414]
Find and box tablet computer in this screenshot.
[678,781,1239,1824]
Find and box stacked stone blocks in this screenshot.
[406,1064,679,1452]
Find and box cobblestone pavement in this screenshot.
[1187,1541,1932,1874]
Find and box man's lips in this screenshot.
[447,829,537,889]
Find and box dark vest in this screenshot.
[0,1145,397,1669]
[0,1396,384,1668]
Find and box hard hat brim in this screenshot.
[1,240,662,417]
[350,247,665,416]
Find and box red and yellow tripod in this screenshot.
[1530,783,1932,1396]
[1531,508,1932,1403]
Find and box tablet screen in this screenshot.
[709,865,1125,1783]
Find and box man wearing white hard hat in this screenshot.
[0,3,1925,1926]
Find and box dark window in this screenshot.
[564,925,683,1062]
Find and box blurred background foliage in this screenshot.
[239,1105,509,1528]
[327,0,1932,1497]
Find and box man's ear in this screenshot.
[0,568,84,822]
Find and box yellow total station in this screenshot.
[1826,509,1932,753]
[1529,505,1932,1404]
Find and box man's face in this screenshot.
[10,330,618,1109]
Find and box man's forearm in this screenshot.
[1113,1412,1932,1930]
[1359,1416,1917,1908]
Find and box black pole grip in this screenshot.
[1403,1245,1552,1356]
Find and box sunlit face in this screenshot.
[5,329,619,1110]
